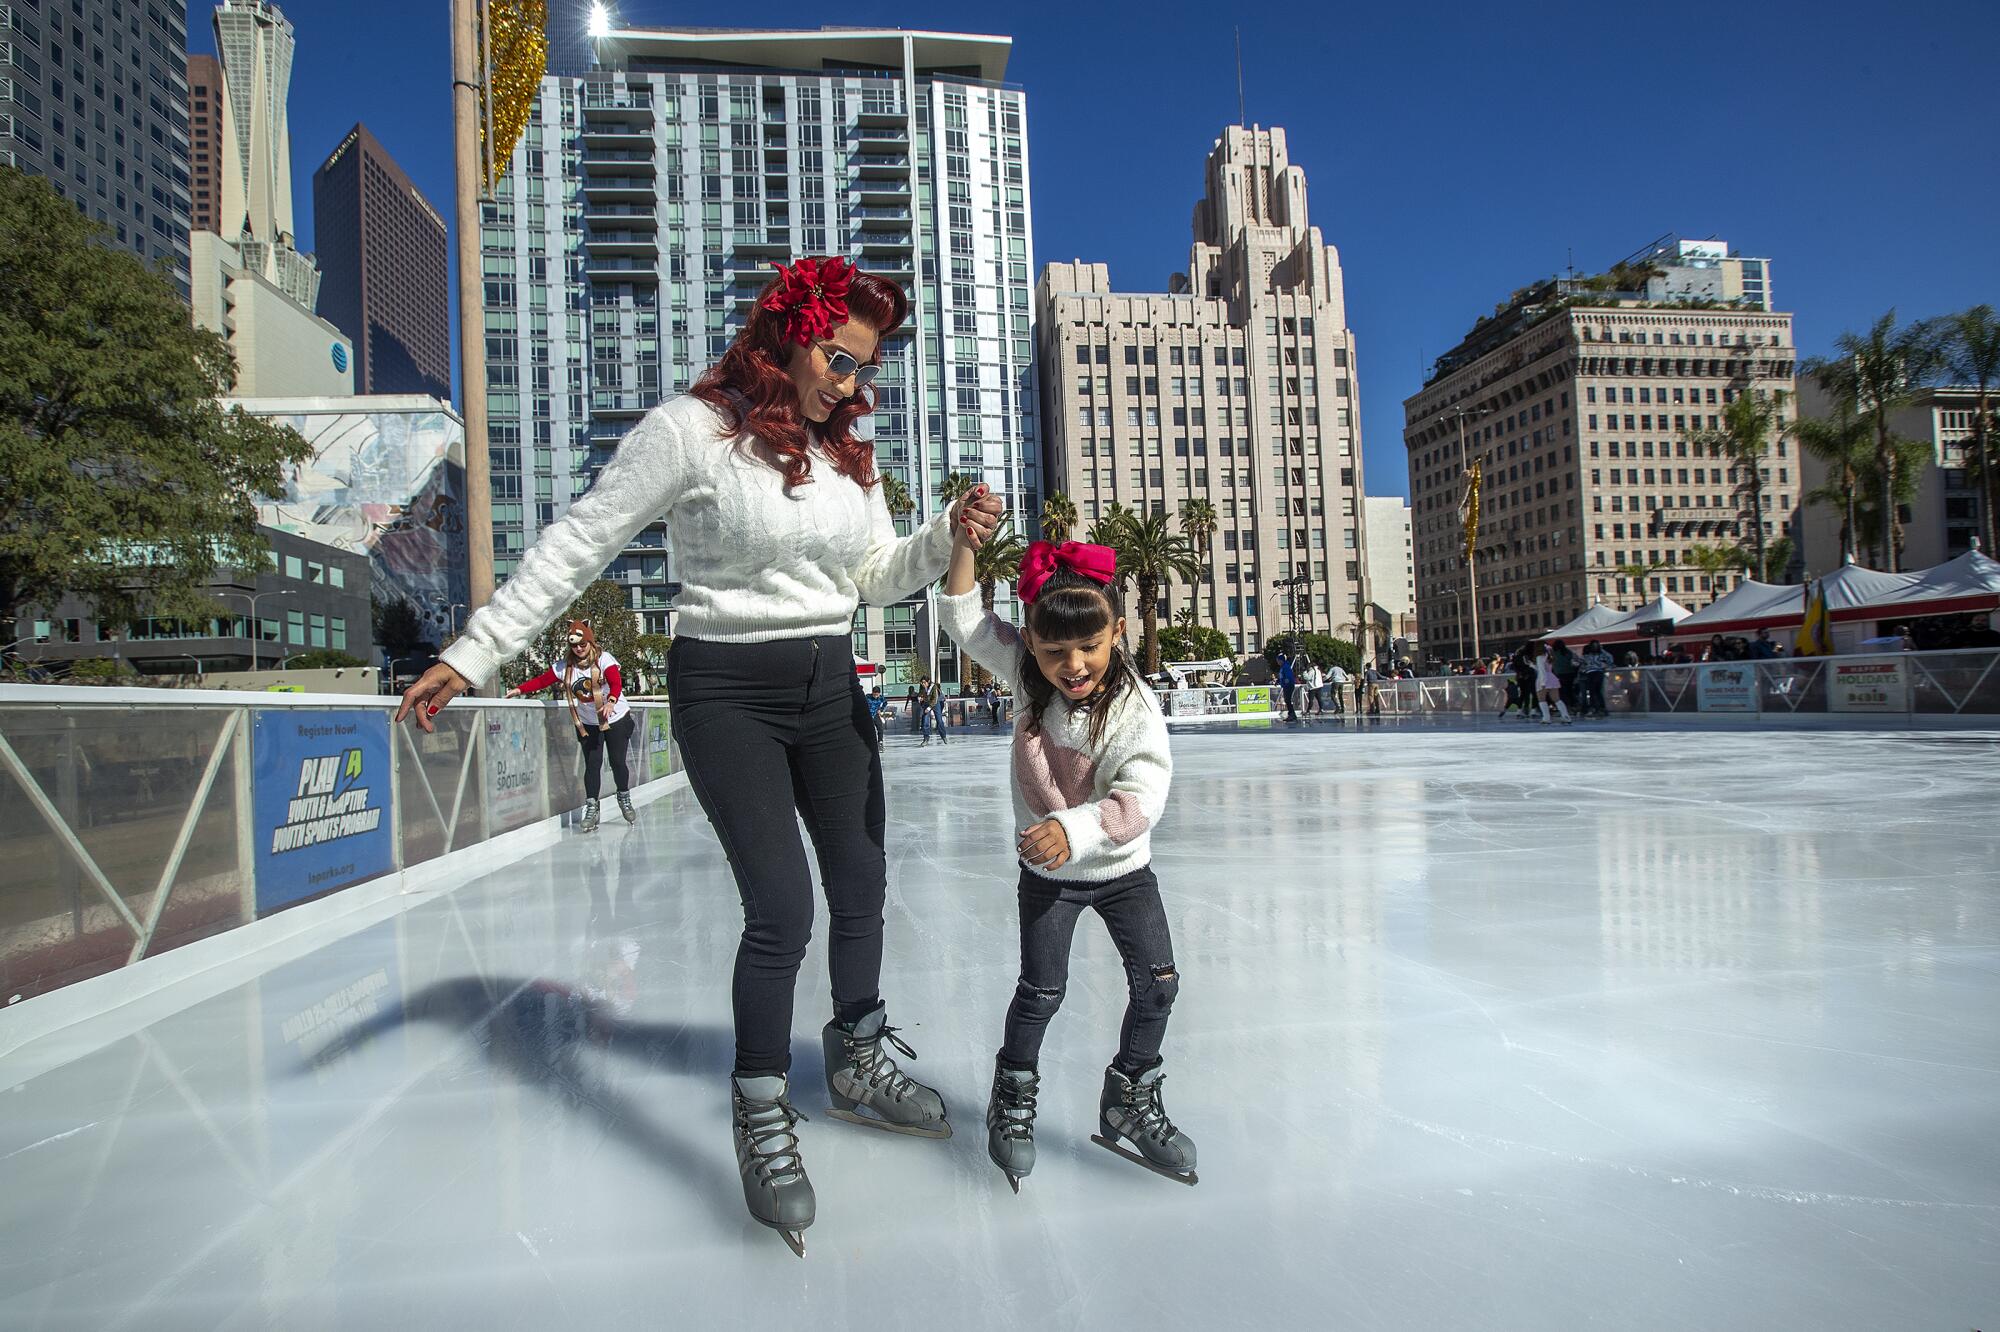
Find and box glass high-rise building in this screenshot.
[0,0,195,296]
[480,25,1035,686]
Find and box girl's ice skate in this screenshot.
[616,790,637,823]
[985,1056,1040,1192]
[731,1074,814,1257]
[821,1002,951,1138]
[1093,1062,1197,1185]
[578,797,600,833]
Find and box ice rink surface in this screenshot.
[2,720,1997,1330]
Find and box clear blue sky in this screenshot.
[208,0,2000,500]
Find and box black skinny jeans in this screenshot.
[667,636,886,1077]
[1001,863,1179,1076]
[578,712,635,798]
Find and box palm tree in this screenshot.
[880,472,915,526]
[1685,390,1794,580]
[1177,498,1218,552]
[1176,498,1219,625]
[1940,304,2000,555]
[1085,500,1134,549]
[941,472,976,506]
[1684,542,1750,601]
[1796,403,1873,562]
[1762,535,1798,585]
[1804,312,1945,570]
[972,520,1029,613]
[1095,508,1206,673]
[1615,556,1676,598]
[1039,491,1078,542]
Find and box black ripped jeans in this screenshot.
[667,635,888,1077]
[1001,863,1179,1076]
[577,712,635,798]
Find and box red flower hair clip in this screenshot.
[760,256,854,348]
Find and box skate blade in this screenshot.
[1091,1133,1198,1186]
[824,1106,952,1139]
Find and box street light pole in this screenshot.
[1442,406,1493,662]
[220,588,293,669]
[452,0,495,614]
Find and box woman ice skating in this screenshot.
[506,620,634,832]
[394,255,1004,1257]
[1533,642,1574,724]
[938,536,1197,1193]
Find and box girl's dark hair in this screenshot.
[1017,568,1142,747]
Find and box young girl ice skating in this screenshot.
[939,536,1197,1190]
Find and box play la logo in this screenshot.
[272,748,382,853]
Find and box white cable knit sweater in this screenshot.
[441,394,956,687]
[938,588,1172,883]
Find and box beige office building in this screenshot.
[1402,239,1798,663]
[1035,126,1371,656]
[1797,381,1992,572]
[1364,497,1417,645]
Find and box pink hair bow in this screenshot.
[1016,540,1117,605]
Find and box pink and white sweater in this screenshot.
[938,588,1171,884]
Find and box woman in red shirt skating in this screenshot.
[507,620,634,832]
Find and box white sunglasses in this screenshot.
[815,342,879,390]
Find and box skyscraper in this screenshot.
[188,55,224,234]
[0,0,194,295]
[210,0,317,309]
[313,124,451,400]
[1402,237,1796,664]
[480,25,1035,685]
[1036,126,1372,656]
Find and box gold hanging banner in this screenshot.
[478,0,548,193]
[1462,459,1482,564]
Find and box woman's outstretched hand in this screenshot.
[953,484,1005,550]
[395,662,472,734]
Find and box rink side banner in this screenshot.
[643,709,675,779]
[1695,664,1758,713]
[1829,658,1908,712]
[484,706,549,833]
[253,710,395,914]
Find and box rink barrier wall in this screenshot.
[1159,649,2000,723]
[0,689,682,1012]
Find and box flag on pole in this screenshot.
[478,0,548,193]
[1795,579,1831,656]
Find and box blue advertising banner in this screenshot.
[254,710,395,914]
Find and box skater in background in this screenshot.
[506,620,635,832]
[1326,659,1348,716]
[1580,639,1614,719]
[397,255,1005,1258]
[1276,650,1299,723]
[867,684,887,744]
[1301,657,1326,719]
[1533,642,1574,724]
[939,535,1197,1193]
[1511,644,1540,721]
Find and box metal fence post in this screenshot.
[235,707,257,924]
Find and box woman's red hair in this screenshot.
[691,261,908,491]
